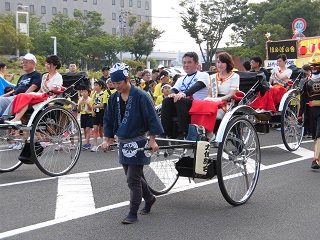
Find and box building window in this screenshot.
[63,8,68,16]
[112,12,116,20]
[84,0,87,2]
[93,0,97,5]
[30,5,35,13]
[137,0,141,8]
[41,6,46,14]
[145,1,149,10]
[145,16,149,22]
[112,27,117,35]
[129,0,133,7]
[121,0,124,7]
[5,2,10,11]
[52,7,57,15]
[112,0,115,5]
[138,15,141,22]
[63,0,67,1]
[84,10,87,15]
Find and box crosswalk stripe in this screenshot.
[55,173,95,219]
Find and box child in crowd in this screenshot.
[103,78,117,101]
[155,83,171,106]
[78,88,93,150]
[90,79,105,152]
[154,70,170,99]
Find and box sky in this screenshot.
[152,0,264,53]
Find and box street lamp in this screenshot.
[16,4,29,57]
[51,36,57,55]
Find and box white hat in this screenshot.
[161,83,171,90]
[158,64,164,69]
[23,53,37,64]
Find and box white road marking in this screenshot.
[0,142,315,239]
[55,173,95,219]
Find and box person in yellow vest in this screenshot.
[90,79,105,152]
[78,88,93,150]
[103,78,117,105]
[154,70,170,100]
[155,83,171,106]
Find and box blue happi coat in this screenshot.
[104,85,163,165]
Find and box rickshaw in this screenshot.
[144,71,304,206]
[0,72,90,176]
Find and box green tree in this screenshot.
[47,13,81,64]
[80,34,121,70]
[230,0,320,58]
[124,15,164,61]
[226,24,287,58]
[179,0,248,68]
[0,13,32,55]
[73,10,105,38]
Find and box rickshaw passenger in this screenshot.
[0,53,41,121]
[160,51,210,139]
[250,54,292,112]
[193,52,240,142]
[5,55,63,125]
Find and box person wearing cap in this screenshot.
[155,83,171,106]
[0,53,41,120]
[102,62,163,224]
[5,55,63,125]
[161,51,210,139]
[154,70,170,99]
[298,67,320,169]
[100,66,110,83]
[158,64,165,73]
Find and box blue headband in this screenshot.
[110,62,129,82]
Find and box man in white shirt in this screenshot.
[160,52,209,139]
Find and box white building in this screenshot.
[1,0,152,34]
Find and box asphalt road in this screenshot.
[0,129,318,240]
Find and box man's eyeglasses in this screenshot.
[22,61,33,65]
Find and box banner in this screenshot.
[267,40,298,60]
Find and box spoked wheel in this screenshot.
[281,95,304,151]
[143,140,187,195]
[0,127,24,172]
[30,106,82,176]
[217,116,261,206]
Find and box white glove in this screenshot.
[204,97,222,102]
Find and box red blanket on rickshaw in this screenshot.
[12,92,48,114]
[189,100,226,132]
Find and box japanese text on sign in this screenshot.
[267,40,298,60]
[202,143,210,172]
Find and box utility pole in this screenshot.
[119,10,129,61]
